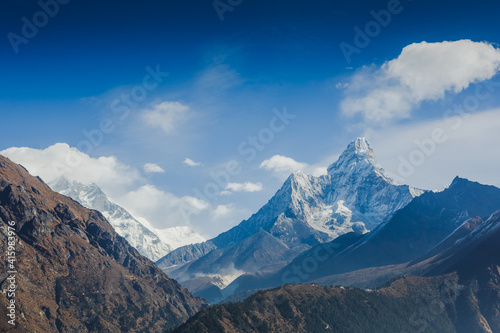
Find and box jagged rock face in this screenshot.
[224,177,500,301]
[419,211,500,333]
[212,138,422,249]
[0,155,205,333]
[49,177,205,262]
[173,211,500,333]
[329,176,500,275]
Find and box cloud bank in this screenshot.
[260,155,327,179]
[341,40,500,122]
[1,143,249,237]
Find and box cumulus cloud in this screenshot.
[1,143,141,197]
[225,182,263,193]
[142,101,190,134]
[260,155,327,179]
[1,143,253,236]
[143,163,165,173]
[260,155,308,175]
[118,184,251,235]
[341,40,500,122]
[118,185,209,228]
[212,204,235,218]
[183,158,201,167]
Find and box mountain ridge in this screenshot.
[222,176,500,301]
[174,208,500,333]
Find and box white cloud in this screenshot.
[260,155,327,179]
[118,185,209,228]
[142,101,190,134]
[212,204,234,218]
[208,204,252,237]
[183,158,201,167]
[1,143,141,197]
[225,182,263,193]
[143,163,165,173]
[118,185,251,236]
[260,155,308,175]
[342,40,500,122]
[311,166,328,177]
[0,143,249,236]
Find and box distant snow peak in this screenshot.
[342,137,375,160]
[327,137,395,185]
[328,137,375,172]
[49,176,205,261]
[351,137,373,156]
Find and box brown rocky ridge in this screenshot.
[0,154,206,333]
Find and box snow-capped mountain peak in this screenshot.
[210,138,423,250]
[344,137,374,158]
[327,137,394,185]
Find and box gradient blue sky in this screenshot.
[1,0,500,236]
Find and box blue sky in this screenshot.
[1,0,500,237]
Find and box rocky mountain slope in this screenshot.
[49,176,205,261]
[173,276,462,333]
[0,155,205,332]
[173,210,500,333]
[228,177,500,296]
